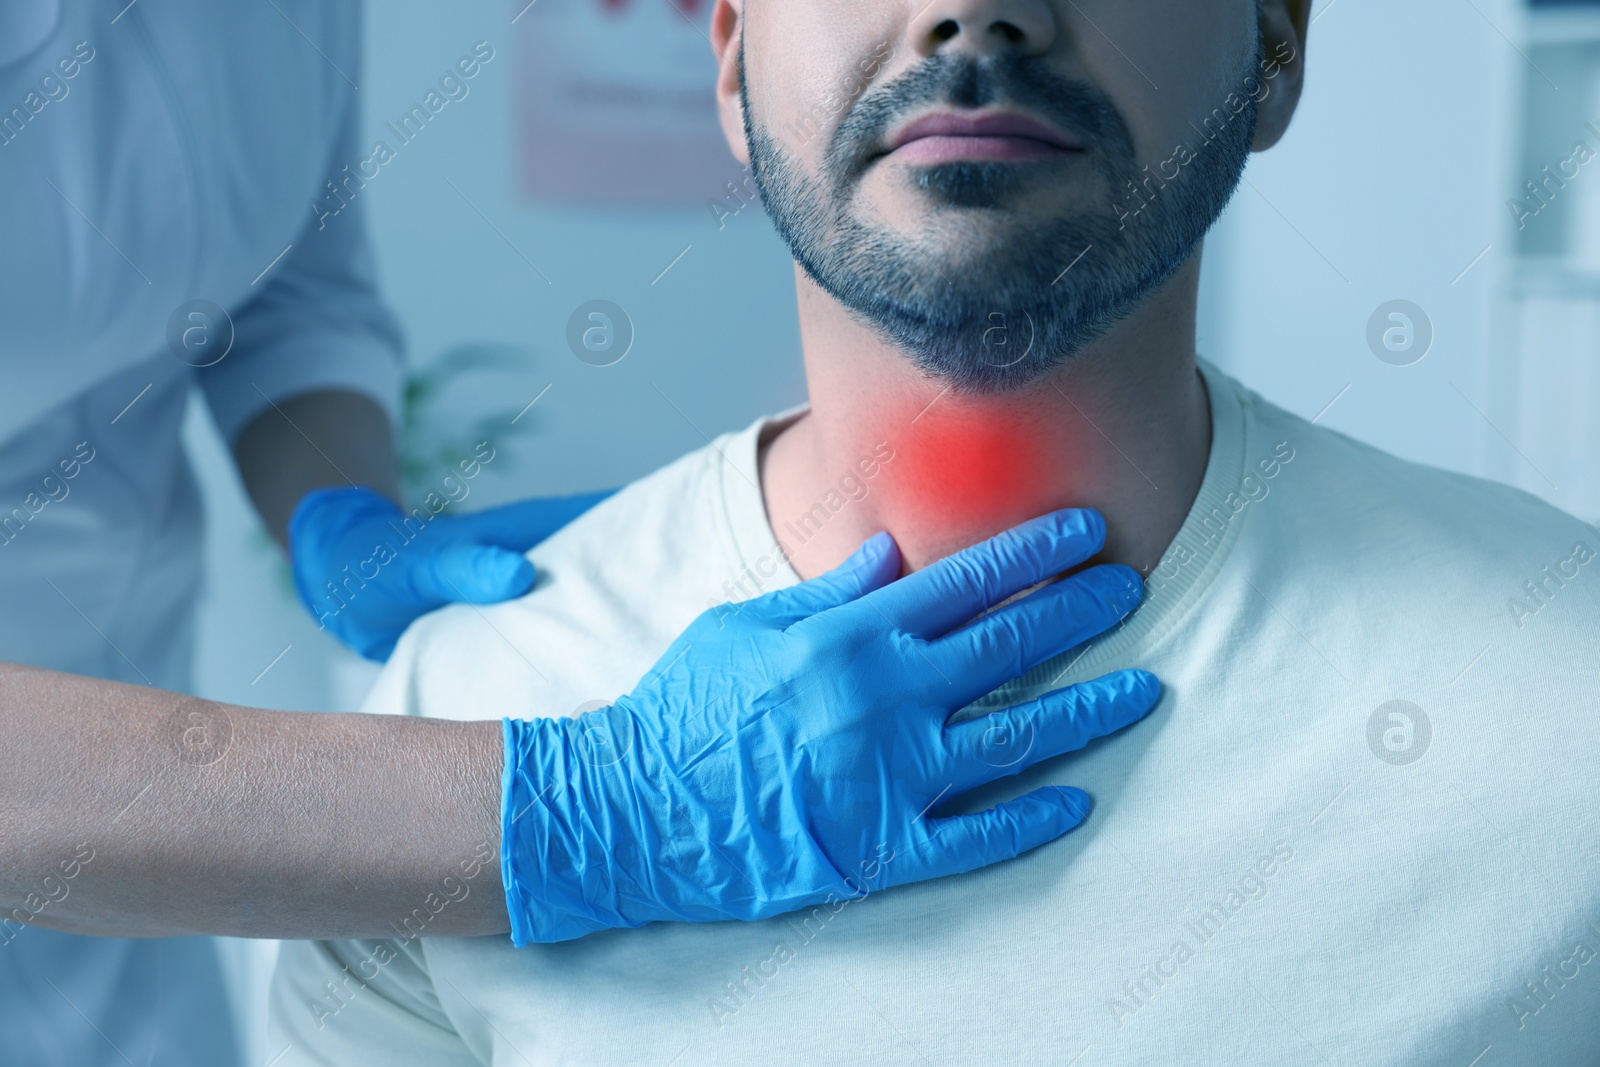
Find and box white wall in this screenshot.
[1199,0,1524,489]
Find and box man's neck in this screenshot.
[760,255,1213,580]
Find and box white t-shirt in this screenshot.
[271,361,1600,1066]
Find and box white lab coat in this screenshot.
[0,2,402,1063]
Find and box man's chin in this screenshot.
[888,157,1098,212]
[848,201,1109,274]
[845,305,1083,392]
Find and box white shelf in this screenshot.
[1512,256,1600,295]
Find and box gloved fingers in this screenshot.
[754,531,901,626]
[941,669,1162,792]
[447,490,618,551]
[856,509,1107,638]
[929,564,1144,699]
[410,542,538,605]
[893,786,1092,885]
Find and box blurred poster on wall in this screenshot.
[514,0,734,205]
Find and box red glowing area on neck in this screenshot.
[882,408,1064,545]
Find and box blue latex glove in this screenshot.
[289,485,614,661]
[501,507,1162,944]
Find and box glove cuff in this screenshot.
[500,716,615,945]
[501,718,536,947]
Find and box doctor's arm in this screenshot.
[0,512,1162,943]
[0,665,507,940]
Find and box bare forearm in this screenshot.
[234,389,402,547]
[0,665,508,940]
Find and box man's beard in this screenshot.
[742,41,1262,393]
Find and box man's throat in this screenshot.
[875,407,1072,569]
[760,360,1210,585]
[764,396,1110,579]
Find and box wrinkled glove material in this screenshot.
[500,511,1164,945]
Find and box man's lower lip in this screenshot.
[889,135,1077,165]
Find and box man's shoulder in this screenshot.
[370,419,775,722]
[1219,378,1599,663]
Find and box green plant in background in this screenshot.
[251,342,543,603]
[398,342,540,504]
